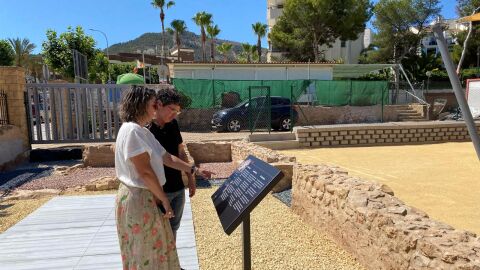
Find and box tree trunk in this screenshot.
[211,39,215,62]
[257,37,261,62]
[160,10,166,64]
[457,7,480,74]
[312,33,319,62]
[201,28,206,62]
[176,34,181,62]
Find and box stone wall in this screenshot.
[297,121,480,148]
[295,105,407,125]
[82,144,115,167]
[0,125,29,171]
[0,67,28,148]
[291,163,480,269]
[185,142,231,164]
[231,141,296,192]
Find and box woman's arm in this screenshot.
[130,152,174,218]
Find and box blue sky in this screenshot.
[0,0,457,54]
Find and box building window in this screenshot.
[341,40,346,48]
[277,4,283,8]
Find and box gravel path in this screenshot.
[198,162,237,179]
[17,167,115,190]
[190,187,364,270]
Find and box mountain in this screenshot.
[108,31,267,62]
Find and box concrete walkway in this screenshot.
[0,192,199,270]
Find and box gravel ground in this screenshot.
[190,187,364,270]
[198,162,237,179]
[17,167,115,190]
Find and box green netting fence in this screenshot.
[314,80,389,106]
[172,78,310,108]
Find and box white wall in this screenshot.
[171,65,333,80]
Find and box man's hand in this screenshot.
[196,169,215,179]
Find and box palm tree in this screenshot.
[206,24,220,62]
[192,11,212,62]
[251,22,267,62]
[151,0,175,59]
[8,38,36,67]
[217,42,233,63]
[167,20,187,62]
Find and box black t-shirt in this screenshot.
[147,119,184,193]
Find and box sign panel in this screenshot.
[211,155,284,235]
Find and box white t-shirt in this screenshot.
[115,122,167,188]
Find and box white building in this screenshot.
[420,19,468,56]
[266,0,371,64]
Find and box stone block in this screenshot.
[335,136,343,140]
[83,144,115,167]
[367,130,375,135]
[186,142,232,163]
[310,132,319,137]
[307,137,315,142]
[297,132,309,138]
[340,140,349,145]
[312,141,320,146]
[340,131,348,136]
[330,131,339,136]
[375,130,384,134]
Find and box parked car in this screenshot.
[211,96,298,132]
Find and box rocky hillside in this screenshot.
[108,31,267,62]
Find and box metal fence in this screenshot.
[0,90,8,125]
[26,83,133,143]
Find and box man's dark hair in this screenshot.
[119,85,156,122]
[156,88,181,107]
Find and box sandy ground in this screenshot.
[281,142,480,234]
[190,187,364,270]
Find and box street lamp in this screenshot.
[89,28,111,83]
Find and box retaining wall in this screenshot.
[292,163,480,269]
[0,125,29,171]
[297,121,480,148]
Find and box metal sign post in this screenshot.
[432,22,480,160]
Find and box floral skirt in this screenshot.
[116,183,180,270]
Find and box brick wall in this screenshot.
[0,67,28,148]
[297,121,480,148]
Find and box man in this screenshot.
[148,88,195,240]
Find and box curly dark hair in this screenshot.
[156,88,181,106]
[119,85,156,122]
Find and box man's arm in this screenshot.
[178,143,196,197]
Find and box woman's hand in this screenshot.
[162,200,175,219]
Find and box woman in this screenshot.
[115,85,210,270]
